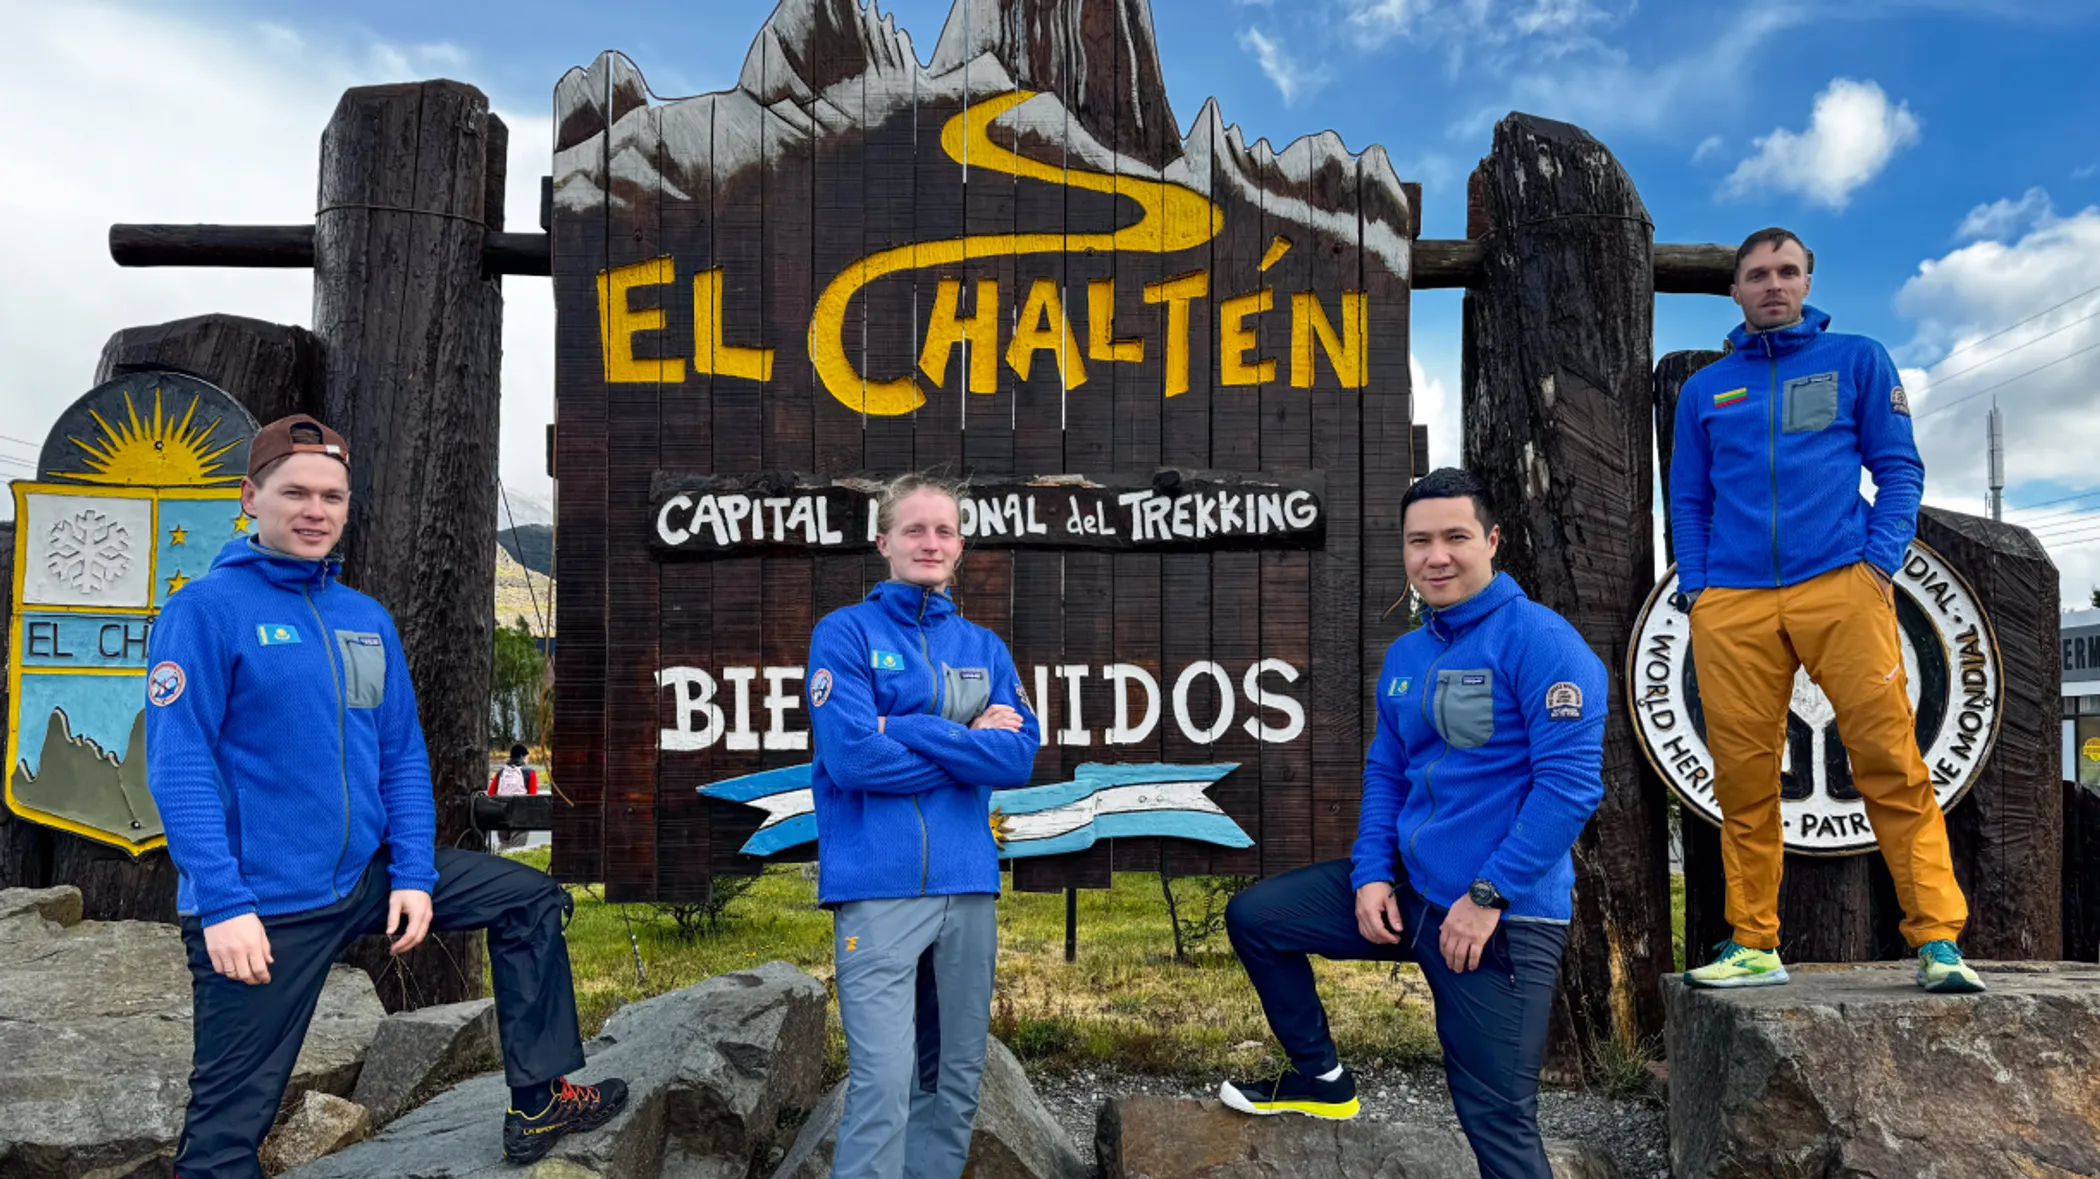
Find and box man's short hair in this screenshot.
[1734,227,1815,279]
[1400,467,1496,532]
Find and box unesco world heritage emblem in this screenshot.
[1628,542,2002,855]
[6,371,258,855]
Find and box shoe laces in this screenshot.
[1919,939,1963,966]
[1712,939,1758,963]
[554,1077,600,1108]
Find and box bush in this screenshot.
[647,873,761,942]
[1160,873,1254,962]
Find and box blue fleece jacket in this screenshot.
[805,580,1041,906]
[1350,573,1607,921]
[1670,306,1923,594]
[144,538,438,927]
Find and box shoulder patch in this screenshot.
[1015,680,1033,711]
[808,668,833,708]
[1546,681,1583,720]
[1713,387,1748,407]
[1890,384,1910,417]
[148,661,186,707]
[1387,676,1412,697]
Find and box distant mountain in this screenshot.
[11,707,161,846]
[498,524,554,578]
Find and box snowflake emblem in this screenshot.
[45,508,134,595]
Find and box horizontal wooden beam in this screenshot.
[112,225,1731,293]
[109,224,551,277]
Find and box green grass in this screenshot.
[503,850,1442,1084]
[1671,870,1687,972]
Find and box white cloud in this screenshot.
[1957,186,2056,241]
[2075,162,2098,180]
[1409,353,1459,480]
[1692,135,1725,163]
[1238,27,1326,107]
[1344,0,1620,53]
[0,0,553,517]
[1720,77,1920,210]
[1894,198,2100,601]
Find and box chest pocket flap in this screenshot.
[941,664,992,725]
[334,630,387,709]
[1783,371,1840,434]
[1434,668,1495,749]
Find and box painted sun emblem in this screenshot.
[57,387,241,486]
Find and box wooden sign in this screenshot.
[5,372,258,855]
[550,0,1416,901]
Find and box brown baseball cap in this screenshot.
[247,414,350,478]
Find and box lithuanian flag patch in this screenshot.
[1714,387,1748,407]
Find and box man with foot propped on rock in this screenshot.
[1217,469,1606,1179]
[1671,228,1983,995]
[146,415,626,1177]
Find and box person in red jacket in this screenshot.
[489,744,540,797]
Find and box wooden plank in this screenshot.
[1360,173,1415,859]
[858,72,917,593]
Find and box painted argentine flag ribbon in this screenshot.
[700,763,1250,859]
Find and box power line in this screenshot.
[2007,487,2100,513]
[1915,338,2100,420]
[1930,280,2100,367]
[1918,304,2100,393]
[2029,513,2100,539]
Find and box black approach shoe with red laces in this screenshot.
[503,1076,630,1164]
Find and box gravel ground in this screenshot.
[1032,1064,1671,1178]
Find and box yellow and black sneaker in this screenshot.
[1218,1066,1360,1120]
[503,1075,630,1164]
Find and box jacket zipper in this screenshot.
[1404,618,1453,879]
[304,578,352,901]
[912,586,937,895]
[1767,340,1781,587]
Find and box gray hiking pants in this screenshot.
[832,893,997,1179]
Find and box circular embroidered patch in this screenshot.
[148,661,186,707]
[809,667,833,708]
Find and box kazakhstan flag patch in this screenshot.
[257,624,302,646]
[870,649,905,671]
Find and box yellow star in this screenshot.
[232,515,250,534]
[166,569,191,594]
[169,524,189,546]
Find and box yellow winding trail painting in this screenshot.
[807,89,1225,417]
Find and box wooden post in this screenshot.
[2066,780,2100,962]
[312,80,505,1009]
[1916,506,2062,960]
[1462,112,1670,1057]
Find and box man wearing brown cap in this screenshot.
[146,415,625,1176]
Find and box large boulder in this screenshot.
[0,895,385,1179]
[770,1037,1086,1179]
[260,1093,373,1175]
[352,998,501,1126]
[1097,1096,1619,1179]
[284,960,827,1179]
[1665,962,2100,1179]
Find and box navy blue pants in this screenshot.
[173,848,587,1179]
[1225,859,1568,1179]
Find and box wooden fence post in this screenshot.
[1462,112,1670,1058]
[312,80,506,1009]
[1915,507,2061,960]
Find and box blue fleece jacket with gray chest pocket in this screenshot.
[804,581,1042,906]
[1350,573,1608,922]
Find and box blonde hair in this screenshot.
[875,472,967,536]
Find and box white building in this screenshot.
[2064,608,2100,786]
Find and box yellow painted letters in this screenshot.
[1290,291,1368,389]
[1007,278,1087,389]
[1219,288,1276,387]
[920,278,1002,393]
[1142,271,1209,397]
[597,256,685,384]
[1088,278,1144,364]
[693,267,774,382]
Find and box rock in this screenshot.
[0,914,384,1179]
[260,1093,373,1174]
[1665,962,2100,1179]
[771,1037,1086,1179]
[284,960,827,1179]
[1097,1096,1619,1179]
[0,884,85,930]
[352,998,501,1126]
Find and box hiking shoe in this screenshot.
[1917,940,1986,994]
[1684,940,1789,988]
[503,1076,630,1164]
[1219,1067,1360,1120]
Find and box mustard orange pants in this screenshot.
[1689,562,1967,950]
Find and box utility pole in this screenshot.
[1987,399,2005,522]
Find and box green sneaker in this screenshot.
[1684,940,1789,988]
[1917,940,1986,994]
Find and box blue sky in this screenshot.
[2,0,2097,599]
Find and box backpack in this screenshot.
[493,763,530,797]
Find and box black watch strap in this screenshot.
[1470,879,1509,910]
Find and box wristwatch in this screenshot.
[1469,879,1509,910]
[1669,589,1701,614]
